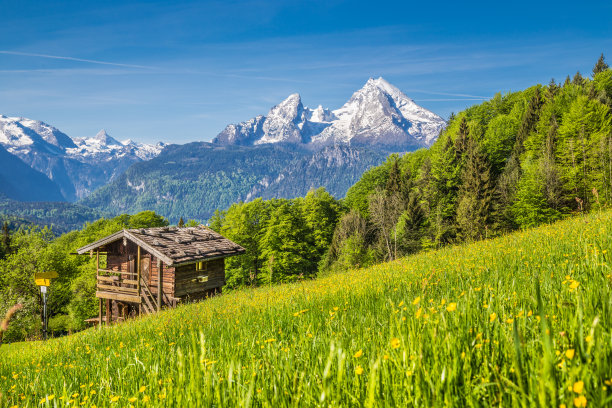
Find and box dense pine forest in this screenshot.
[0,56,610,341]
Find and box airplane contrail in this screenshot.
[0,50,156,70]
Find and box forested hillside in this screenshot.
[80,142,385,222]
[0,199,105,234]
[215,56,612,279]
[323,57,612,269]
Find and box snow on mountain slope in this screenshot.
[70,129,165,161]
[0,117,164,163]
[0,116,165,201]
[0,115,75,155]
[213,77,446,150]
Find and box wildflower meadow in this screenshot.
[1,210,611,407]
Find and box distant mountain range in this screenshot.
[0,116,164,201]
[0,77,446,225]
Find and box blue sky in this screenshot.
[1,0,611,144]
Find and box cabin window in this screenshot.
[196,261,207,272]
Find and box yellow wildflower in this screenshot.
[574,395,587,407]
[573,381,584,394]
[355,365,364,375]
[446,303,457,312]
[489,313,497,322]
[353,349,363,358]
[565,349,575,360]
[390,338,401,349]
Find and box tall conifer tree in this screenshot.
[456,137,494,241]
[1,221,10,257]
[593,53,609,76]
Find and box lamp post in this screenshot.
[40,285,48,340]
[34,271,57,340]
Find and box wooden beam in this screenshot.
[97,269,138,276]
[105,299,110,325]
[97,291,142,304]
[157,260,163,312]
[98,298,102,326]
[97,284,139,294]
[97,275,119,283]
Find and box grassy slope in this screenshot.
[1,211,611,407]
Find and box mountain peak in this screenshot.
[362,77,412,101]
[283,93,301,103]
[93,129,121,146]
[95,129,109,138]
[214,78,446,149]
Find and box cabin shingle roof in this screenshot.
[76,226,245,266]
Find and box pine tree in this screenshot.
[429,134,463,244]
[178,217,185,228]
[506,89,543,167]
[573,71,585,86]
[395,188,426,255]
[564,75,571,87]
[541,115,565,210]
[546,78,559,100]
[385,159,402,195]
[456,136,494,241]
[593,53,609,76]
[455,117,469,157]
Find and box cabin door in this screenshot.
[141,257,151,286]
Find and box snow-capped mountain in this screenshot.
[214,77,446,150]
[0,115,165,201]
[70,129,165,161]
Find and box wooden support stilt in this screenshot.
[106,299,111,325]
[157,260,163,312]
[97,250,102,326]
[137,246,141,296]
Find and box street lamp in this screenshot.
[40,285,48,340]
[34,271,57,340]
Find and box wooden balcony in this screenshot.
[95,269,142,304]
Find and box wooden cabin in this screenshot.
[77,225,245,323]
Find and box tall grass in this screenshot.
[1,211,611,407]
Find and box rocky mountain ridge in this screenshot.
[214,77,446,150]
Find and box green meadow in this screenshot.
[1,210,611,407]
